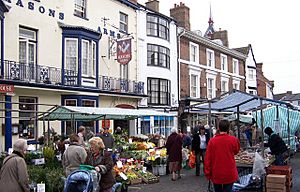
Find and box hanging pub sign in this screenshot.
[117,38,132,65]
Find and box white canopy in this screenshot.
[41,106,174,121]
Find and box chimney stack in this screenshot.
[145,0,159,12]
[170,2,190,31]
[212,30,229,47]
[256,63,263,74]
[129,0,138,4]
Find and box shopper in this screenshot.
[182,131,192,149]
[264,127,288,165]
[0,139,30,192]
[165,127,182,181]
[62,134,87,176]
[77,125,86,146]
[99,126,115,150]
[86,137,115,192]
[192,125,210,176]
[205,120,240,192]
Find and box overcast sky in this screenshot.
[140,0,300,94]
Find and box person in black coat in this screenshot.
[264,127,288,165]
[192,125,210,176]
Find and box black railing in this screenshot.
[0,60,145,94]
[98,76,144,94]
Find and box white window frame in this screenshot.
[189,42,199,63]
[206,74,216,99]
[82,40,96,77]
[233,80,240,90]
[74,0,86,18]
[206,49,215,68]
[221,79,228,95]
[248,68,254,80]
[82,39,89,77]
[232,59,239,74]
[65,38,78,72]
[190,74,199,98]
[19,27,37,80]
[120,12,128,33]
[220,54,228,71]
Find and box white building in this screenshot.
[136,0,178,136]
[234,44,258,95]
[0,0,146,151]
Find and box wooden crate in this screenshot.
[132,169,159,184]
[267,165,292,175]
[266,174,286,184]
[130,177,142,185]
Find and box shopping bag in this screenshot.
[188,152,196,169]
[252,152,266,177]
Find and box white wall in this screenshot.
[4,0,139,81]
[137,9,178,107]
[245,49,257,94]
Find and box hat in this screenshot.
[264,127,273,135]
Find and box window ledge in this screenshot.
[74,14,89,21]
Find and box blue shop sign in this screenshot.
[5,0,64,20]
[97,26,121,39]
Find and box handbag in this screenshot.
[188,152,196,169]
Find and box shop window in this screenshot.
[65,99,77,136]
[81,99,96,132]
[19,96,37,139]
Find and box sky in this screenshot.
[140,0,300,94]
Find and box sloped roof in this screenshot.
[284,94,300,101]
[273,93,288,100]
[192,90,290,112]
[233,46,249,55]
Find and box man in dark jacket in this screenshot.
[264,127,288,165]
[192,125,210,176]
[99,127,115,150]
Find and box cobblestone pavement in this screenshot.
[128,152,300,192]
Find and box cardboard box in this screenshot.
[267,174,286,184]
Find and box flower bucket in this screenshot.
[152,166,159,176]
[158,165,166,176]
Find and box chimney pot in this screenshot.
[170,2,190,31]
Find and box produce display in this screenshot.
[235,150,255,164]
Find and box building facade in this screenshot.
[256,63,274,99]
[234,44,258,95]
[0,0,146,151]
[136,0,178,136]
[170,2,247,130]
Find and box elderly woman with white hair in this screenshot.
[85,137,115,192]
[0,139,30,192]
[165,127,183,181]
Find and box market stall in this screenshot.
[189,90,295,191]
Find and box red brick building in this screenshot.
[256,63,274,99]
[170,2,247,130]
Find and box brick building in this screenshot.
[170,2,247,130]
[256,63,274,99]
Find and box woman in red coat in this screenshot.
[166,128,183,181]
[204,120,240,192]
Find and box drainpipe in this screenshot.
[177,27,186,130]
